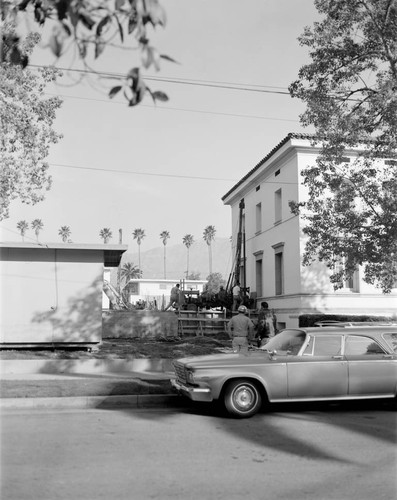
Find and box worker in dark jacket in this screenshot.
[227,305,255,353]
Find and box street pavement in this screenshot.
[2,403,396,500]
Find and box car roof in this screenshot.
[290,326,397,337]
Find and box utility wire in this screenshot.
[44,91,299,122]
[29,64,291,95]
[50,162,299,185]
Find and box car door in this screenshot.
[345,335,397,397]
[287,334,348,399]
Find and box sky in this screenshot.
[2,0,320,253]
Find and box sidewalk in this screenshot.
[0,359,183,411]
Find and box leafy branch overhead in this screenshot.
[289,0,397,293]
[3,0,177,106]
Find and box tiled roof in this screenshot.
[221,132,314,201]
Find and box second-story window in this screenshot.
[275,188,282,223]
[256,203,262,233]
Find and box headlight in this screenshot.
[185,369,195,384]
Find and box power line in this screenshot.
[29,64,291,95]
[44,91,299,122]
[50,162,239,182]
[50,162,299,185]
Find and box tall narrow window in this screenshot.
[275,251,284,295]
[275,189,282,223]
[256,259,263,297]
[335,257,359,292]
[256,203,262,233]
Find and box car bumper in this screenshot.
[171,379,213,402]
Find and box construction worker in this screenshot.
[232,282,241,311]
[227,305,255,353]
[164,284,180,311]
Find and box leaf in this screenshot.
[61,21,72,37]
[109,86,122,98]
[115,0,126,9]
[128,8,139,34]
[96,15,111,37]
[95,37,105,58]
[113,14,124,43]
[152,91,168,102]
[160,54,179,64]
[56,0,69,20]
[79,12,95,30]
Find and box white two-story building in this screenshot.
[222,133,397,329]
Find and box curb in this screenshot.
[0,393,184,411]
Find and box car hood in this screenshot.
[174,351,271,369]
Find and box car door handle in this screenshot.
[332,355,344,360]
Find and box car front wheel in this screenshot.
[224,380,262,418]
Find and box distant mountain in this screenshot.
[120,237,233,281]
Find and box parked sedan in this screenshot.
[171,326,397,418]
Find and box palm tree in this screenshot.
[99,228,112,244]
[159,230,170,279]
[59,226,71,243]
[182,234,194,278]
[120,262,142,286]
[31,219,44,242]
[132,228,146,273]
[203,225,216,275]
[16,220,29,241]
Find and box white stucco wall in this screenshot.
[0,244,126,345]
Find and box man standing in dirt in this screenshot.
[164,284,180,311]
[227,305,255,353]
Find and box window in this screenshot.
[275,252,283,295]
[345,336,386,356]
[303,335,343,356]
[274,188,282,223]
[335,257,359,291]
[255,203,262,233]
[255,259,263,297]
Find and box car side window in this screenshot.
[303,335,342,356]
[345,336,386,356]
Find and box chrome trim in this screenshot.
[270,394,395,403]
[171,379,213,402]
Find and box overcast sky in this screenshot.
[2,0,319,252]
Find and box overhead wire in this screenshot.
[29,64,291,95]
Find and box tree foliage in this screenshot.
[289,0,397,292]
[159,230,170,279]
[31,218,43,241]
[2,0,175,106]
[16,219,29,240]
[0,27,62,221]
[58,225,71,242]
[182,234,194,278]
[120,261,141,284]
[205,272,225,295]
[99,227,112,243]
[203,225,216,275]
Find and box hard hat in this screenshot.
[238,305,248,313]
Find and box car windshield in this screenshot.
[382,333,397,353]
[260,329,307,355]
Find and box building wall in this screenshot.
[116,279,207,308]
[1,246,104,345]
[224,137,397,328]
